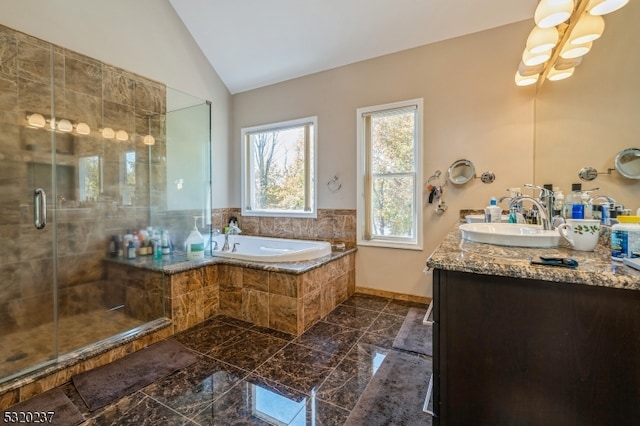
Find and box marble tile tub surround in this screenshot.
[4,294,431,424]
[212,208,356,246]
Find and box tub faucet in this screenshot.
[222,232,230,251]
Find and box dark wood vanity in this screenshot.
[427,226,640,425]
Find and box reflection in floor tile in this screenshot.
[255,343,343,395]
[9,293,432,425]
[141,354,248,418]
[322,305,381,330]
[207,329,289,371]
[296,321,364,358]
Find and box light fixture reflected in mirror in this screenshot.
[143,134,155,145]
[56,119,73,133]
[115,130,129,141]
[26,113,46,128]
[75,122,90,135]
[101,127,115,139]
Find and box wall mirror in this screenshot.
[534,1,640,209]
[447,159,475,185]
[614,147,640,179]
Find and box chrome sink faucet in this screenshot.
[509,184,556,230]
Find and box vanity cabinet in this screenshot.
[432,268,640,425]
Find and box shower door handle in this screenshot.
[34,188,47,229]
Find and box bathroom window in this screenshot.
[357,99,423,250]
[241,116,317,218]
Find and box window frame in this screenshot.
[241,116,318,218]
[356,99,424,250]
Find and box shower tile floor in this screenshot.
[1,310,145,378]
[54,294,429,425]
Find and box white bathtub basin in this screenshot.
[459,223,562,248]
[210,235,332,262]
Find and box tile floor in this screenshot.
[58,293,430,425]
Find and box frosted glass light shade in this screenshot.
[26,113,46,128]
[526,26,559,53]
[535,0,574,28]
[570,13,605,44]
[116,130,129,141]
[548,66,575,81]
[560,41,592,58]
[143,134,155,145]
[522,48,552,66]
[101,127,115,139]
[75,122,91,135]
[515,71,539,86]
[588,0,629,15]
[56,119,73,132]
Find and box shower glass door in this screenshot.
[0,42,57,381]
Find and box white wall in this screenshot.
[233,20,536,298]
[0,0,233,208]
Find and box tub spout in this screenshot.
[222,233,230,251]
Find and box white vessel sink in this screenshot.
[459,223,562,248]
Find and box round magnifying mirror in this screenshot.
[447,159,475,185]
[614,148,640,179]
[578,166,599,181]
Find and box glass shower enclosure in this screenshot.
[0,24,211,385]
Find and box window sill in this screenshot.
[357,239,423,251]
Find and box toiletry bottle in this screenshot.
[161,230,171,254]
[553,189,564,216]
[127,240,136,260]
[581,192,593,219]
[185,216,205,260]
[484,197,502,223]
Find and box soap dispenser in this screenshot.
[185,216,205,260]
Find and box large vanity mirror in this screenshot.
[534,0,640,209]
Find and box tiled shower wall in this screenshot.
[0,23,166,333]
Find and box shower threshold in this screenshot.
[0,311,171,392]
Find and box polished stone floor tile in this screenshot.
[11,293,432,425]
[340,293,390,312]
[207,329,289,371]
[316,344,390,411]
[141,354,248,418]
[366,312,406,339]
[174,318,248,354]
[322,305,381,330]
[382,299,429,316]
[85,391,195,425]
[255,342,343,395]
[295,320,364,358]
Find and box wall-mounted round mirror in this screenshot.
[447,159,475,185]
[578,166,599,181]
[614,148,640,179]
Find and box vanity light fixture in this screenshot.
[143,134,155,145]
[101,127,115,139]
[75,122,91,135]
[515,0,627,87]
[115,130,129,141]
[26,113,46,128]
[56,118,73,133]
[587,0,629,15]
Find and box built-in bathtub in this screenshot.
[210,234,332,262]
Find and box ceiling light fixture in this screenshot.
[515,0,627,87]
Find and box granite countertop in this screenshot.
[104,247,356,275]
[426,223,640,291]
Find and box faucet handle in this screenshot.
[232,242,240,253]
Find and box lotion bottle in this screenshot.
[484,197,502,223]
[185,216,205,260]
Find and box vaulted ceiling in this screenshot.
[169,0,537,94]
